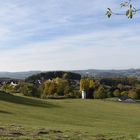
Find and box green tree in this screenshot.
[117,84,124,91]
[128,90,138,99]
[64,86,71,95]
[19,82,34,96]
[55,78,69,96]
[113,89,121,97]
[135,88,140,99]
[121,91,128,96]
[94,86,107,99]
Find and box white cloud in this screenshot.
[0,0,139,71]
[0,22,140,71]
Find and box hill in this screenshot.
[74,69,140,78]
[0,71,41,79]
[0,92,140,139]
[25,71,81,82]
[0,69,140,79]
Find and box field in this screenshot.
[0,92,140,140]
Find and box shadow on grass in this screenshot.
[0,92,59,108]
[0,110,13,114]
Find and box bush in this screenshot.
[1,84,17,93]
[121,91,128,96]
[67,91,81,98]
[94,86,107,99]
[113,89,121,97]
[19,82,34,96]
[106,91,114,98]
[128,90,138,99]
[135,89,140,99]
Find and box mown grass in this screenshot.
[0,92,140,139]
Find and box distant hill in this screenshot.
[25,71,81,82]
[0,69,140,79]
[0,71,41,79]
[73,69,140,78]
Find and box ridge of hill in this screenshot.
[0,69,140,79]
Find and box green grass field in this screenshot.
[0,92,140,140]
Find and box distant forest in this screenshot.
[0,71,140,100]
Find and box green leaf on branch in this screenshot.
[106,8,112,18]
[128,5,133,18]
[126,10,129,16]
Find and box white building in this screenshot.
[10,81,18,87]
[82,90,86,99]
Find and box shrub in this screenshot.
[113,89,121,97]
[107,91,114,98]
[1,84,17,93]
[19,82,34,96]
[94,86,107,99]
[135,89,140,99]
[121,91,128,96]
[128,90,138,99]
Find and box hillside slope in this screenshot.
[0,92,140,139]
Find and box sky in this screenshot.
[0,0,140,72]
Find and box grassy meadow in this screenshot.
[0,92,140,140]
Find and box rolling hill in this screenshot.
[0,69,140,79]
[0,92,140,139]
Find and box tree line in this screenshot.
[80,77,140,99]
[1,71,140,100]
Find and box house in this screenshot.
[10,81,18,87]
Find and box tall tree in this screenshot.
[80,78,95,98]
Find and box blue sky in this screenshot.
[0,0,140,71]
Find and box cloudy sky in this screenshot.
[0,0,140,71]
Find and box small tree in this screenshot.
[128,90,138,99]
[55,78,69,96]
[19,82,34,96]
[80,79,89,92]
[80,78,95,98]
[121,91,128,96]
[113,89,121,97]
[135,88,140,99]
[94,86,107,99]
[117,84,124,91]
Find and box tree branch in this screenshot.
[106,0,140,19]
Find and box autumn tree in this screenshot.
[80,79,88,92]
[41,78,72,98]
[80,78,95,98]
[43,80,56,96]
[128,90,138,99]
